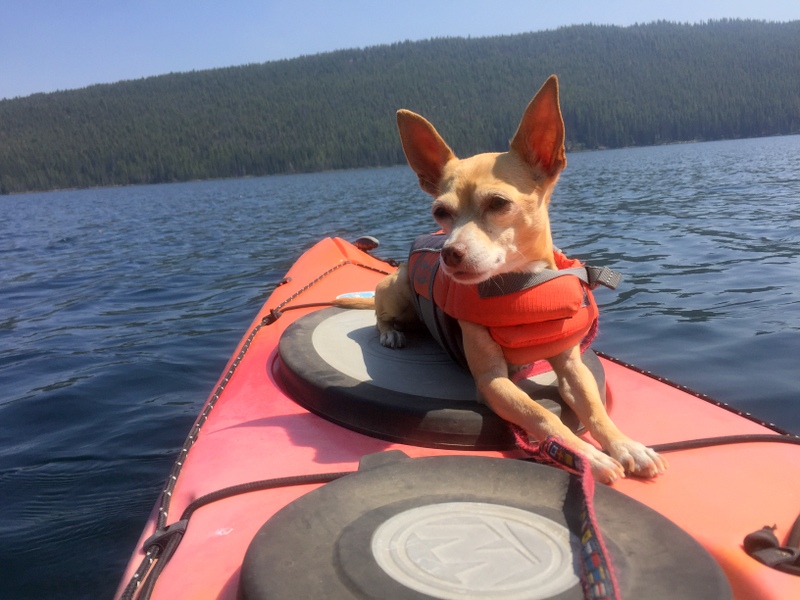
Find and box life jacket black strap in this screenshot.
[585,265,622,290]
[478,268,587,297]
[476,262,621,298]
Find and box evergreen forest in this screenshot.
[1,20,799,194]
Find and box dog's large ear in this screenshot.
[509,75,566,178]
[397,109,456,196]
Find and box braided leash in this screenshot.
[512,427,621,600]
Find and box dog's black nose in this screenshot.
[441,243,466,268]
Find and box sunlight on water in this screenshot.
[1,135,799,598]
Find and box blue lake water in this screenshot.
[1,135,799,598]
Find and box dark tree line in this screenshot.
[1,20,799,194]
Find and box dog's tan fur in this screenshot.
[376,76,667,483]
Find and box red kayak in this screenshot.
[117,237,800,600]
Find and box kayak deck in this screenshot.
[117,237,800,600]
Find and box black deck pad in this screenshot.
[278,308,605,450]
[240,454,732,600]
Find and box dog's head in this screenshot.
[397,75,566,284]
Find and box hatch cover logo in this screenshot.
[371,501,579,600]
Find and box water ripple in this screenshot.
[1,135,799,598]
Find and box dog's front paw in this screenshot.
[580,444,626,484]
[606,438,668,479]
[380,330,406,349]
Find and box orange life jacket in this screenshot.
[408,233,618,366]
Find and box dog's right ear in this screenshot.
[509,75,566,179]
[396,109,456,196]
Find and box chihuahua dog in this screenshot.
[374,76,666,483]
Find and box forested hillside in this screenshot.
[1,19,799,194]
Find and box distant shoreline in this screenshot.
[3,21,798,195]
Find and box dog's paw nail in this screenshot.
[607,440,668,479]
[380,331,406,349]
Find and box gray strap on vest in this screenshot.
[585,266,622,290]
[478,266,621,298]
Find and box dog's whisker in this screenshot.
[490,277,505,293]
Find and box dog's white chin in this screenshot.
[442,258,552,285]
[439,264,494,285]
[449,272,492,285]
[512,259,551,275]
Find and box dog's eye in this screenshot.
[432,204,453,221]
[486,196,511,212]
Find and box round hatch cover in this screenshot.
[239,454,732,600]
[278,308,605,450]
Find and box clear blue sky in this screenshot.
[2,0,799,100]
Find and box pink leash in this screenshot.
[512,428,622,600]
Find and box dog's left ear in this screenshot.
[509,75,566,178]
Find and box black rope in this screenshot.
[120,262,797,598]
[651,433,800,454]
[120,257,391,600]
[180,472,352,521]
[119,315,268,600]
[125,433,800,599]
[132,472,352,600]
[134,533,181,600]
